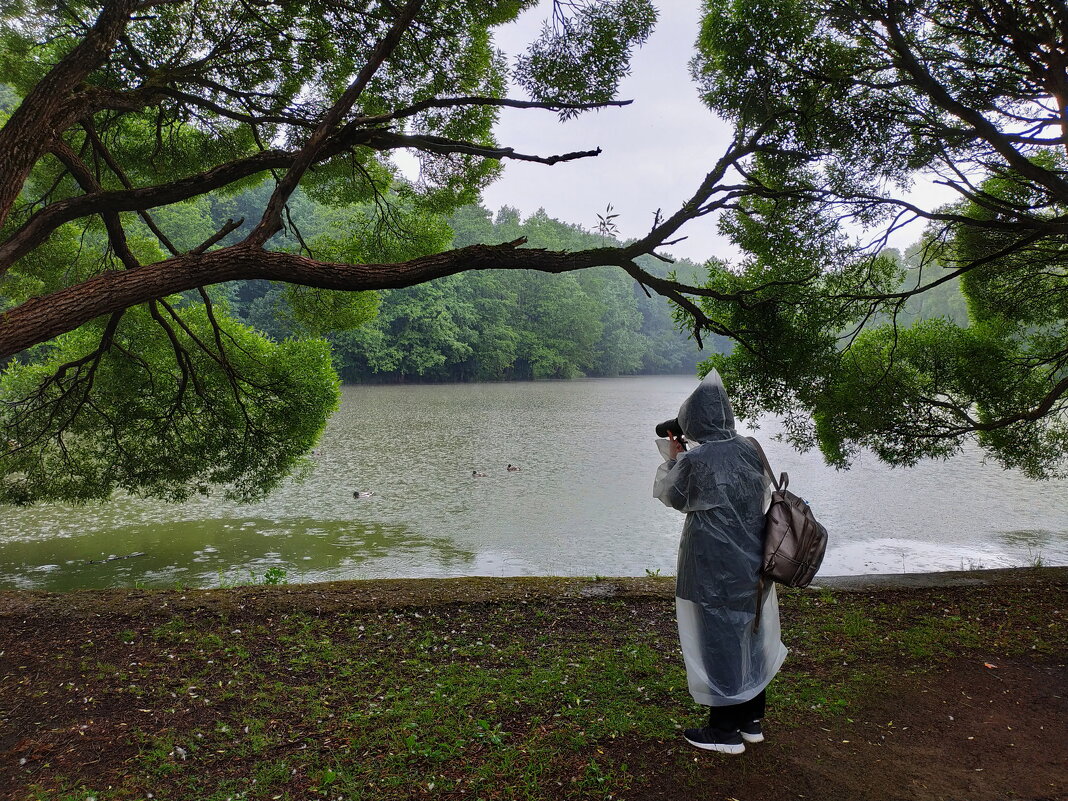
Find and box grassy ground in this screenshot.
[1,571,1066,801]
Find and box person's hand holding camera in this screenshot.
[656,417,687,459]
[667,432,686,459]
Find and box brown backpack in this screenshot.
[747,438,828,628]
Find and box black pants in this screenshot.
[707,689,766,730]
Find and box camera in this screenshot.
[655,418,684,440]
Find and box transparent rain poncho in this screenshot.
[654,370,788,706]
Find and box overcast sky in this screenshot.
[481,2,732,264]
[472,1,951,265]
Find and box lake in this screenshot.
[1,375,1066,591]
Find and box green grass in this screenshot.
[11,579,1066,800]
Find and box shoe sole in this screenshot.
[683,735,745,755]
[740,731,764,743]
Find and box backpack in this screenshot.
[746,438,828,628]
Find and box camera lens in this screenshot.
[655,418,681,438]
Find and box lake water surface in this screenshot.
[2,376,1066,590]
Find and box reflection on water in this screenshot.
[0,518,474,591]
[997,529,1058,550]
[1,376,1066,589]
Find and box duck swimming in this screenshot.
[353,490,375,499]
[506,464,521,472]
[472,470,488,478]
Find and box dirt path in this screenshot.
[620,657,1066,801]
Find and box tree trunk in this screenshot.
[0,0,137,227]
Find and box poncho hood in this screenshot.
[678,369,736,443]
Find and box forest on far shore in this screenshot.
[215,188,965,384]
[231,198,717,382]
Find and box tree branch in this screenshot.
[83,119,181,256]
[248,0,426,245]
[0,0,140,227]
[372,131,603,165]
[48,140,141,271]
[0,240,629,358]
[354,95,633,126]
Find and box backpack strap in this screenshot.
[746,436,787,491]
[746,436,778,633]
[754,573,766,632]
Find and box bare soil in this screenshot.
[1,570,1065,801]
[619,657,1066,801]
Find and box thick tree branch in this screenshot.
[0,240,633,359]
[0,0,140,227]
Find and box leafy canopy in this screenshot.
[0,0,658,504]
[689,0,1068,478]
[2,0,1066,509]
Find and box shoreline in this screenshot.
[1,566,1064,619]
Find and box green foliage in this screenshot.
[214,199,708,383]
[0,83,16,114]
[691,0,1068,478]
[236,196,457,339]
[0,1,524,209]
[0,304,339,504]
[698,177,1068,478]
[314,204,709,382]
[694,0,966,183]
[812,319,1032,466]
[0,0,693,509]
[312,201,456,266]
[260,566,288,586]
[515,0,657,114]
[1,0,674,504]
[282,285,380,338]
[954,164,1068,331]
[891,245,970,328]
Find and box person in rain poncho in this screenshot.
[653,370,788,754]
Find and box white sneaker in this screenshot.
[683,727,746,754]
[739,720,764,743]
